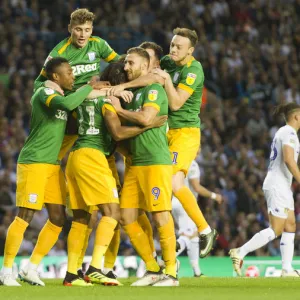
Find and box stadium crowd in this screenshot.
[0,0,300,259]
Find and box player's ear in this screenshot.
[188,46,195,56]
[68,24,72,34]
[52,72,59,81]
[142,62,148,71]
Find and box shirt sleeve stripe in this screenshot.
[58,38,72,54]
[89,37,100,42]
[178,83,194,95]
[45,94,59,107]
[143,103,160,111]
[40,69,47,78]
[102,103,117,116]
[72,111,77,119]
[104,51,117,62]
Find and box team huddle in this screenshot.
[1,7,300,288]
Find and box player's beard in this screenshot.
[128,69,142,81]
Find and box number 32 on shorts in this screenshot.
[152,187,161,200]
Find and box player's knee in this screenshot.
[100,204,120,221]
[120,211,134,226]
[17,207,35,223]
[172,174,185,193]
[272,226,283,237]
[285,221,296,233]
[152,211,169,227]
[48,211,66,227]
[88,211,98,228]
[72,209,90,225]
[110,209,121,222]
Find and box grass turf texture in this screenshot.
[1,278,299,300]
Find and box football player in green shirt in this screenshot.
[63,59,167,286]
[34,8,119,93]
[110,47,178,287]
[0,57,99,286]
[109,28,217,259]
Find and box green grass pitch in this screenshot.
[1,277,299,300]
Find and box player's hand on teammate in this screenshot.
[107,84,126,97]
[150,115,168,128]
[90,81,111,90]
[107,96,122,112]
[151,68,170,81]
[88,75,100,84]
[118,90,133,103]
[44,80,64,95]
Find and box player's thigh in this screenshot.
[264,188,292,220]
[120,166,143,210]
[73,148,119,206]
[168,128,200,175]
[137,165,173,213]
[44,165,66,206]
[65,151,91,213]
[16,163,49,211]
[264,188,291,235]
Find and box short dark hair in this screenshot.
[100,61,128,85]
[127,47,150,65]
[44,57,69,80]
[173,27,198,47]
[139,41,163,61]
[273,103,300,121]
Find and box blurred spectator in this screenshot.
[1,0,300,259]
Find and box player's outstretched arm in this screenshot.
[44,85,94,111]
[189,178,223,204]
[283,145,300,183]
[107,74,164,96]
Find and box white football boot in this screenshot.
[229,248,243,277]
[281,270,300,277]
[0,273,21,286]
[19,269,45,286]
[131,271,162,286]
[152,274,179,286]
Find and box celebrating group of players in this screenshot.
[0,8,224,287]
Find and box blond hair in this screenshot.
[70,8,95,26]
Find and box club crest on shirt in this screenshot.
[44,88,55,95]
[88,51,96,61]
[186,73,197,85]
[43,55,52,66]
[148,90,158,101]
[136,93,142,101]
[173,72,180,83]
[290,139,296,144]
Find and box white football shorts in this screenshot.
[263,188,294,219]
